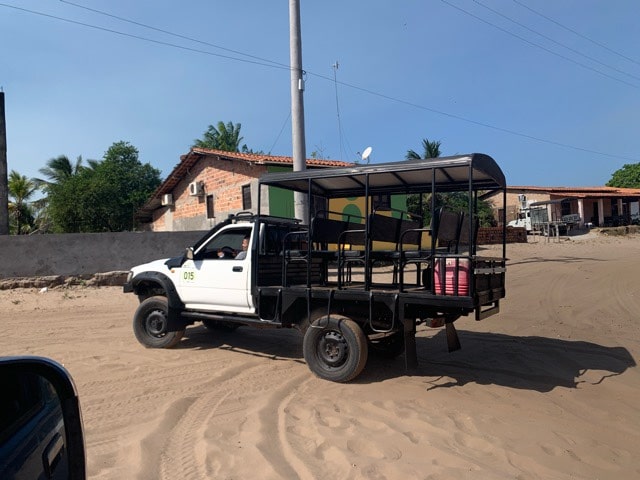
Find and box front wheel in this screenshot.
[133,296,184,348]
[303,315,368,382]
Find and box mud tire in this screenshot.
[133,296,184,348]
[303,315,368,382]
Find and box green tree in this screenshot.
[607,163,640,188]
[47,142,161,232]
[8,170,37,234]
[406,138,442,225]
[406,138,442,160]
[193,121,247,152]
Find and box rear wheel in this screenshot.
[133,296,184,348]
[303,315,368,382]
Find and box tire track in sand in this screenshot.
[138,360,263,480]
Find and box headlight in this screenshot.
[126,271,133,283]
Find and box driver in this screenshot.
[235,236,249,260]
[217,235,249,259]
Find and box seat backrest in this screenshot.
[434,208,461,252]
[311,216,347,247]
[457,213,479,254]
[312,210,365,248]
[369,207,424,249]
[369,213,400,244]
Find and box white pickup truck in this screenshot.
[124,154,508,382]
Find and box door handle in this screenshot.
[232,266,243,272]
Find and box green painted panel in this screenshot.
[391,194,407,217]
[342,203,363,222]
[267,166,294,217]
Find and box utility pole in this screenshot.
[0,90,9,235]
[289,0,308,223]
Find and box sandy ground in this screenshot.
[1,232,640,480]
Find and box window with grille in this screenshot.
[242,185,252,210]
[372,194,391,209]
[206,195,215,219]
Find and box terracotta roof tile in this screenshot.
[137,148,354,219]
[508,185,640,196]
[191,147,352,168]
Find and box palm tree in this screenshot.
[406,138,442,160]
[405,139,443,224]
[8,170,38,234]
[33,155,93,233]
[193,121,244,152]
[34,155,84,189]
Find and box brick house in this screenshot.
[488,186,640,228]
[136,148,353,231]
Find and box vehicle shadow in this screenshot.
[179,325,306,364]
[357,330,636,391]
[506,255,607,267]
[179,326,635,391]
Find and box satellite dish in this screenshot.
[361,146,372,164]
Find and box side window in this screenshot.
[262,225,284,255]
[260,224,305,256]
[206,195,215,219]
[198,228,251,259]
[0,372,50,443]
[242,185,252,210]
[372,194,391,210]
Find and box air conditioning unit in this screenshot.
[189,181,204,196]
[161,194,173,206]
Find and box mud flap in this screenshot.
[445,321,461,352]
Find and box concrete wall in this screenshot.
[0,231,206,278]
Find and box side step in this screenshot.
[181,311,282,329]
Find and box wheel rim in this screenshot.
[317,330,348,368]
[145,309,167,337]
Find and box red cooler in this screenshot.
[434,257,470,296]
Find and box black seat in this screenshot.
[399,207,461,291]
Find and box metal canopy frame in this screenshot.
[258,153,506,199]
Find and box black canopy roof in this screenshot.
[258,153,506,198]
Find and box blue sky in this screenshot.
[1,0,639,187]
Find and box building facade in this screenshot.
[136,148,352,231]
[491,186,640,228]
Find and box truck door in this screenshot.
[178,226,253,313]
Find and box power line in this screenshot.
[0,3,290,71]
[268,111,291,155]
[1,2,638,163]
[440,0,640,90]
[472,0,640,83]
[306,71,640,162]
[512,0,640,68]
[58,0,289,70]
[331,63,357,163]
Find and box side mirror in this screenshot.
[0,357,86,480]
[185,247,194,260]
